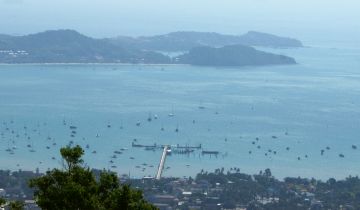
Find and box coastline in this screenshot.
[0,63,190,66]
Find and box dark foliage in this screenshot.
[29,145,157,210]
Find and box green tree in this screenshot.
[0,197,6,206]
[29,145,157,210]
[9,201,24,210]
[264,168,272,177]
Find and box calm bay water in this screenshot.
[0,46,360,180]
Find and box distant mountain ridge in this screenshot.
[0,29,298,66]
[107,31,303,51]
[0,30,171,64]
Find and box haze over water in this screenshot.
[1,44,360,180]
[1,0,359,48]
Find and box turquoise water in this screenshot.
[0,46,360,180]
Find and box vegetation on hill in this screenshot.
[193,168,360,209]
[176,44,296,66]
[107,31,303,51]
[0,30,170,64]
[0,30,299,66]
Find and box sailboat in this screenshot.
[5,140,12,152]
[147,112,152,122]
[29,142,36,152]
[168,106,175,117]
[120,120,124,129]
[198,101,205,109]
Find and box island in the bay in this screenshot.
[0,30,301,66]
[175,45,296,66]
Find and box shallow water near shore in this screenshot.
[0,46,360,180]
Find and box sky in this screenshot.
[0,0,359,46]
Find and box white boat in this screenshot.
[168,106,175,117]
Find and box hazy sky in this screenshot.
[0,0,359,46]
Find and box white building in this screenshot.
[0,188,5,197]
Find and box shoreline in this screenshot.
[0,62,297,68]
[0,164,356,181]
[0,63,190,66]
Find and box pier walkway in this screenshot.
[156,145,169,180]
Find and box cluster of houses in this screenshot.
[0,188,38,210]
[126,176,332,210]
[129,177,246,210]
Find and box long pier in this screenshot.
[156,145,169,180]
[175,144,201,149]
[132,142,201,150]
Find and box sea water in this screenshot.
[0,46,360,180]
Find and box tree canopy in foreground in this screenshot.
[29,145,157,210]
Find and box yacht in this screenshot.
[147,113,152,122]
[168,106,175,117]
